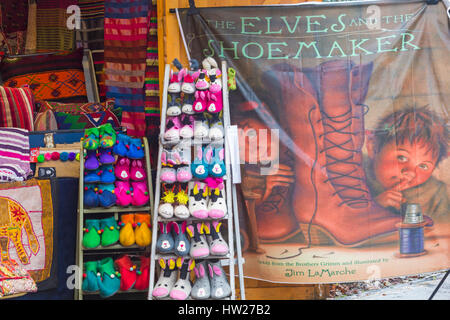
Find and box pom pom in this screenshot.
[51,152,60,160]
[60,152,69,161]
[68,152,76,161]
[109,226,114,230]
[44,153,52,161]
[83,273,87,278]
[37,154,45,163]
[76,153,80,161]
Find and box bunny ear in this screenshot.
[176,257,184,268]
[168,258,176,270]
[158,221,164,233]
[198,263,205,277]
[188,259,195,271]
[172,222,180,235]
[186,225,194,238]
[210,93,217,101]
[195,90,199,99]
[166,221,173,233]
[181,221,187,233]
[196,145,203,160]
[219,148,225,161]
[213,265,222,276]
[208,264,214,277]
[192,70,200,80]
[200,91,206,99]
[205,146,213,162]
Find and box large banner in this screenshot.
[178,1,450,283]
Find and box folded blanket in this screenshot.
[0,128,32,182]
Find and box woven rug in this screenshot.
[0,0,28,55]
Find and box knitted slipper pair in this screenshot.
[118,213,151,247]
[114,255,150,291]
[82,216,119,249]
[186,222,229,258]
[84,184,117,208]
[83,123,116,150]
[152,257,195,300]
[82,257,120,298]
[113,134,145,159]
[191,259,231,299]
[115,157,147,182]
[84,148,115,171]
[114,180,149,207]
[158,183,190,219]
[84,164,115,184]
[193,112,224,141]
[191,144,225,179]
[156,221,190,257]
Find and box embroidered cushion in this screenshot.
[0,260,37,298]
[54,110,120,130]
[36,98,115,114]
[33,109,58,131]
[0,86,35,131]
[0,48,88,103]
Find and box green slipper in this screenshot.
[99,123,117,149]
[100,216,120,247]
[82,260,100,293]
[82,219,101,249]
[96,257,121,298]
[83,127,100,150]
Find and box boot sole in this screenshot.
[299,223,398,248]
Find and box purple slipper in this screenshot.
[98,147,115,165]
[85,150,100,171]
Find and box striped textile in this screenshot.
[0,128,32,182]
[77,0,105,51]
[36,0,77,52]
[0,86,35,131]
[104,0,150,137]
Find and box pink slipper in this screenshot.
[114,181,132,206]
[131,181,150,206]
[130,160,146,181]
[115,157,130,181]
[193,90,207,113]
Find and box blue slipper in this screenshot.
[97,184,117,208]
[84,185,99,208]
[113,133,130,157]
[84,168,102,184]
[99,165,116,184]
[127,138,145,159]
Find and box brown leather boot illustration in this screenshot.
[274,60,408,247]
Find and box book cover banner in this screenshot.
[178,1,450,283]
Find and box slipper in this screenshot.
[167,93,182,116]
[179,114,194,139]
[114,255,137,291]
[188,181,209,219]
[208,259,231,299]
[191,260,210,299]
[84,185,99,208]
[134,255,150,291]
[114,157,130,181]
[114,180,133,207]
[134,213,152,247]
[170,258,195,300]
[164,116,181,143]
[156,222,175,254]
[204,221,229,256]
[193,113,209,140]
[174,183,190,219]
[182,93,195,115]
[84,149,100,171]
[127,138,145,159]
[168,69,182,93]
[158,183,175,219]
[98,147,115,165]
[118,213,135,247]
[113,133,130,157]
[228,67,236,90]
[152,258,177,299]
[208,146,226,178]
[99,216,120,247]
[131,181,149,207]
[99,123,117,149]
[97,184,117,208]
[99,165,116,184]
[172,221,190,257]
[83,127,100,150]
[207,76,223,113]
[130,159,146,181]
[186,223,210,258]
[82,219,101,249]
[195,70,210,91]
[84,167,101,184]
[208,114,224,141]
[82,261,100,293]
[191,145,209,179]
[193,90,207,113]
[96,257,121,298]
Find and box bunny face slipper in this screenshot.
[193,90,207,113]
[172,221,190,257]
[191,260,211,300]
[152,258,177,299]
[186,223,210,259]
[156,222,175,254]
[169,258,195,300]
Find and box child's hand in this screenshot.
[375,180,409,210]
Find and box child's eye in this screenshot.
[397,155,408,162]
[418,163,429,170]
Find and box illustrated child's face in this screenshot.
[373,140,438,190]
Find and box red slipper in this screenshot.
[134,255,150,291]
[114,255,137,291]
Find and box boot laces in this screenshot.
[318,105,370,207]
